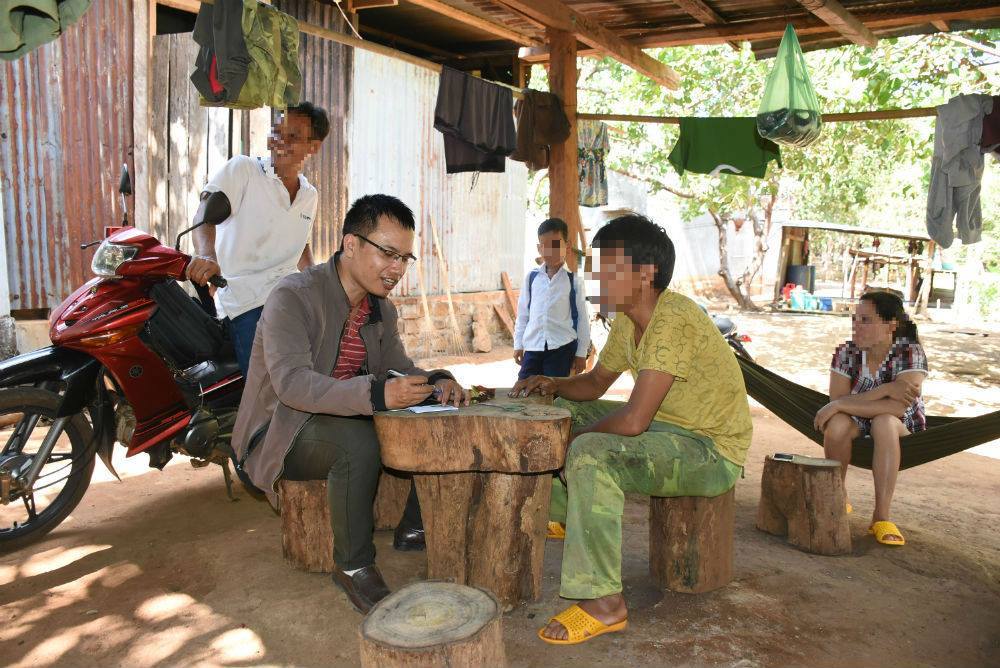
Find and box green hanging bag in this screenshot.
[756,24,822,148]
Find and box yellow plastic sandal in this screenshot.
[869,520,905,546]
[547,521,566,540]
[537,604,627,645]
[846,502,853,515]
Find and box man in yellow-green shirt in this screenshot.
[511,214,752,646]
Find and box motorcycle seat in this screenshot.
[178,359,241,388]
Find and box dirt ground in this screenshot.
[1,311,998,668]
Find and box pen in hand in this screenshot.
[387,369,442,398]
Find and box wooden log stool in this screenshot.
[359,581,506,667]
[756,454,851,556]
[279,469,413,572]
[649,487,735,594]
[374,396,571,608]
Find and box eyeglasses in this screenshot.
[354,234,417,266]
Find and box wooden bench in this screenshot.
[279,469,413,573]
[649,488,735,594]
[756,454,851,556]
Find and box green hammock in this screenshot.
[736,356,1000,470]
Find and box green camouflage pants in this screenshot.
[550,399,742,600]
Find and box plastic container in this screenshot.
[818,297,833,311]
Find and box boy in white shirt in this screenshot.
[513,218,591,379]
[186,102,329,374]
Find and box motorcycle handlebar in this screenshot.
[208,274,227,288]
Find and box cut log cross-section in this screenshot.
[756,454,852,556]
[359,582,507,667]
[374,397,571,607]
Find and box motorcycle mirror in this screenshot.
[201,191,231,226]
[118,164,132,196]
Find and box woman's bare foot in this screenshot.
[540,593,628,641]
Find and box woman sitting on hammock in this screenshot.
[814,291,927,546]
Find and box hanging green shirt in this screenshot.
[668,117,782,179]
[0,0,91,61]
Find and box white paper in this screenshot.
[407,405,459,414]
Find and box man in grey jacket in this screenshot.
[232,194,469,613]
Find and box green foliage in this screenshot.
[533,31,999,269]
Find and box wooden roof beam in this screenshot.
[795,0,877,47]
[931,20,950,32]
[518,5,1000,61]
[406,0,541,46]
[493,0,680,89]
[671,0,743,52]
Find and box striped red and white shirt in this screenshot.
[332,298,371,380]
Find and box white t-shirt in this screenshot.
[202,155,318,319]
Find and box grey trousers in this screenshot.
[283,415,421,570]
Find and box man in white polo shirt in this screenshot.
[187,102,330,374]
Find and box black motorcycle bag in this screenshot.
[141,282,228,370]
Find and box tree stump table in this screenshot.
[756,454,851,556]
[649,488,735,593]
[279,469,414,573]
[374,395,571,608]
[359,581,506,667]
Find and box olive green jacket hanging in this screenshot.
[0,0,91,61]
[191,0,301,111]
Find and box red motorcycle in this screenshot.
[0,167,242,550]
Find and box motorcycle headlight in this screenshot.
[91,242,140,278]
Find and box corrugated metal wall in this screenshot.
[348,50,527,295]
[1,0,134,311]
[277,0,351,263]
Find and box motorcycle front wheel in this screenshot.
[0,387,96,552]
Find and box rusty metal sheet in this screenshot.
[1,0,134,312]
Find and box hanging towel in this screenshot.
[434,67,516,174]
[926,94,991,248]
[0,0,91,61]
[669,117,781,179]
[578,120,609,207]
[511,89,570,171]
[191,0,301,110]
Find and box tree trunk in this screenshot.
[279,480,334,573]
[649,488,735,593]
[757,455,851,556]
[711,209,758,311]
[374,400,570,607]
[359,582,507,667]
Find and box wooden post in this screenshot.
[649,488,735,594]
[757,455,851,556]
[546,28,583,271]
[359,582,507,667]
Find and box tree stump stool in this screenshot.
[359,581,506,667]
[280,469,414,572]
[756,454,851,556]
[649,487,735,594]
[374,395,571,608]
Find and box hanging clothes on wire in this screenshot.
[577,120,609,207]
[191,0,302,110]
[434,66,516,174]
[926,94,992,248]
[0,0,90,61]
[669,117,782,179]
[980,96,1000,157]
[511,89,570,171]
